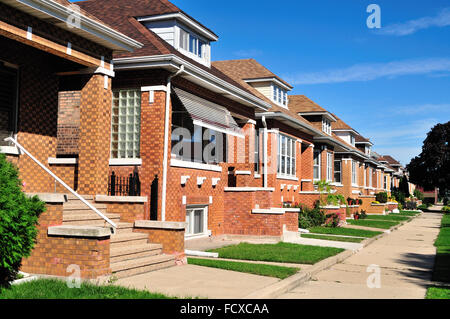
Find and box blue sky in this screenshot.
[169,0,450,165]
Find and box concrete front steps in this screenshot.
[62,194,175,279]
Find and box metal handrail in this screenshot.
[4,137,117,231]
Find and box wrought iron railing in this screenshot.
[108,171,141,197]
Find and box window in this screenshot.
[179,28,206,59]
[369,167,373,187]
[352,160,358,185]
[111,89,141,159]
[0,63,18,146]
[272,85,288,107]
[171,108,227,165]
[322,118,331,135]
[313,150,321,180]
[384,175,387,190]
[350,134,355,146]
[277,134,296,177]
[334,160,341,183]
[254,129,260,173]
[326,153,333,181]
[185,206,208,236]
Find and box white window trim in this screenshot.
[171,159,222,172]
[185,205,209,238]
[326,152,333,182]
[313,150,321,181]
[334,160,342,184]
[109,158,142,166]
[351,160,358,186]
[277,134,296,178]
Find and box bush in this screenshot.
[375,192,388,203]
[404,201,417,210]
[442,206,450,213]
[354,210,368,220]
[413,189,424,201]
[298,205,326,229]
[325,213,341,228]
[424,198,435,206]
[418,204,428,210]
[0,154,45,288]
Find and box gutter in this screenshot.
[113,54,272,111]
[262,116,268,188]
[255,112,324,137]
[161,64,185,221]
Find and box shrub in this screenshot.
[0,154,45,288]
[298,205,326,229]
[360,210,367,219]
[442,206,450,213]
[418,204,428,210]
[325,213,341,228]
[413,189,424,201]
[326,194,345,206]
[375,192,388,203]
[358,199,363,205]
[423,197,435,206]
[404,201,417,210]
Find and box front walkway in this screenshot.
[278,211,442,299]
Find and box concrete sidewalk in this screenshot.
[278,212,442,299]
[114,264,280,299]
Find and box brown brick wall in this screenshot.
[57,91,81,155]
[134,227,185,260]
[21,203,111,279]
[77,74,112,195]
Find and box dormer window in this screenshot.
[139,13,217,68]
[273,85,288,107]
[322,118,331,135]
[350,134,355,146]
[179,27,209,62]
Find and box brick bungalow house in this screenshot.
[0,0,153,278]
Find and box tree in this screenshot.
[0,154,45,288]
[399,175,411,198]
[407,121,450,197]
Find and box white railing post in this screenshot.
[4,137,117,231]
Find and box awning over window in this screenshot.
[172,87,244,137]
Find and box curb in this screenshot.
[243,212,422,299]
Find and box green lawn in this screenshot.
[0,279,173,299]
[308,226,382,238]
[426,287,450,299]
[187,257,299,279]
[399,210,422,216]
[208,242,344,265]
[301,234,365,243]
[430,214,450,285]
[347,219,399,229]
[365,215,411,222]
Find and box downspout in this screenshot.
[161,65,185,221]
[262,116,268,188]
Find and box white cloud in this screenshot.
[363,118,438,165]
[378,8,450,36]
[233,49,263,58]
[285,57,450,85]
[392,103,450,115]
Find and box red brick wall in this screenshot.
[134,227,185,260]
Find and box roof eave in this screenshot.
[114,54,271,111]
[11,0,143,52]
